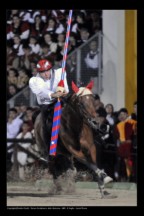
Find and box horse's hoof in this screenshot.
[104,176,113,184]
[103,190,111,195]
[101,191,117,199]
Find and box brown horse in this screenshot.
[34,81,113,198]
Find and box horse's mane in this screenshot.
[61,93,84,137]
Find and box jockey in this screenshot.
[29,59,69,103]
[29,59,69,152]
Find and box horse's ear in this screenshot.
[71,81,79,93]
[86,80,94,90]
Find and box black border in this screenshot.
[1,0,143,213]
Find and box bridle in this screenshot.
[75,93,99,131]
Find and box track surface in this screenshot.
[7,184,137,207]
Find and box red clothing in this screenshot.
[115,119,137,158]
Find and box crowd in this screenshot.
[7,9,102,99]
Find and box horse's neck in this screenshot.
[64,98,81,118]
[61,99,83,131]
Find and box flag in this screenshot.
[49,99,62,155]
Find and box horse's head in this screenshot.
[71,81,97,128]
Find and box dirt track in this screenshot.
[7,184,137,207]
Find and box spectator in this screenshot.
[84,40,99,92]
[94,107,116,179]
[7,14,30,43]
[7,84,18,99]
[29,35,41,54]
[89,11,102,34]
[44,17,65,38]
[7,10,19,24]
[85,40,98,73]
[15,103,27,120]
[130,101,137,120]
[94,94,104,110]
[105,103,116,126]
[43,17,57,36]
[7,68,18,86]
[23,107,34,131]
[7,43,19,70]
[30,14,45,44]
[30,61,38,77]
[77,28,90,46]
[18,10,32,22]
[27,10,41,24]
[54,44,65,62]
[66,53,77,85]
[7,108,23,170]
[51,10,67,27]
[96,107,111,140]
[129,101,137,182]
[114,108,137,181]
[56,33,65,50]
[68,32,78,53]
[19,45,39,74]
[40,43,56,64]
[72,12,92,37]
[11,121,33,180]
[17,68,29,90]
[12,34,24,56]
[43,32,57,53]
[14,105,22,119]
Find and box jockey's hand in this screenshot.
[62,90,68,97]
[51,91,66,98]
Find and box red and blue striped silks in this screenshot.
[49,99,62,155]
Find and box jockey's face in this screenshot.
[39,69,51,80]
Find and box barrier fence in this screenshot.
[7,138,137,181]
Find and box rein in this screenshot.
[72,92,99,131]
[78,100,98,130]
[62,92,99,131]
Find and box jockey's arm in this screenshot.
[29,76,69,101]
[29,77,54,100]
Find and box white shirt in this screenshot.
[16,131,32,148]
[29,43,41,54]
[7,117,23,152]
[29,68,69,105]
[11,131,33,166]
[106,114,114,126]
[85,51,98,69]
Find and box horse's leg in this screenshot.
[60,125,113,198]
[63,142,112,198]
[48,154,76,194]
[86,163,113,198]
[79,128,113,198]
